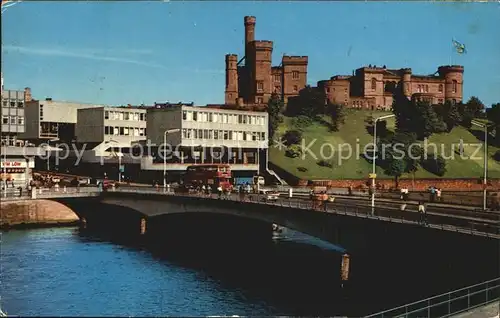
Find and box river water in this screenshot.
[1,225,497,316]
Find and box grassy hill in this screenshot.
[269,109,500,180]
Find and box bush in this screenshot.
[494,150,500,162]
[317,159,333,168]
[422,154,447,176]
[285,144,302,158]
[282,130,303,146]
[291,115,313,131]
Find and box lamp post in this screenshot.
[46,137,59,171]
[1,141,6,198]
[371,114,395,214]
[163,129,180,189]
[471,120,488,211]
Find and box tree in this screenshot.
[422,154,447,177]
[267,93,284,145]
[286,85,326,118]
[465,96,486,118]
[290,115,313,131]
[441,101,463,132]
[414,101,447,139]
[487,103,500,146]
[326,102,346,131]
[385,157,406,188]
[392,89,416,134]
[282,130,303,146]
[494,150,500,162]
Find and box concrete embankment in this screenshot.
[1,199,80,229]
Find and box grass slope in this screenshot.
[269,110,500,180]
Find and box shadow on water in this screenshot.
[75,211,500,317]
[76,221,350,316]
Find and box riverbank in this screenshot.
[0,199,80,230]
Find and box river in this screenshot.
[1,224,497,316]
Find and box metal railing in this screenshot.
[2,185,498,238]
[365,277,500,318]
[109,187,500,239]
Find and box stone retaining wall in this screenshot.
[1,199,79,228]
[303,178,500,191]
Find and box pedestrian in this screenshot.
[217,185,223,199]
[429,186,436,203]
[418,201,427,225]
[348,185,353,196]
[436,188,442,202]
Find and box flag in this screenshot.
[452,39,467,54]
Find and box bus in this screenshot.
[184,164,233,191]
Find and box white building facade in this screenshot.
[142,105,269,181]
[21,98,104,143]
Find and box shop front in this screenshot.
[0,159,34,189]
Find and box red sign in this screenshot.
[1,161,26,168]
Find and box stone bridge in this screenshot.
[41,190,498,257]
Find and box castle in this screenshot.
[224,16,464,110]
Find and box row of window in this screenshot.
[104,126,146,136]
[1,100,24,108]
[273,71,300,82]
[104,111,146,121]
[182,111,266,125]
[1,115,24,125]
[182,128,266,141]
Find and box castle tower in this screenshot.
[401,68,412,98]
[225,54,239,105]
[244,16,256,57]
[438,65,464,103]
[282,56,308,102]
[250,40,273,104]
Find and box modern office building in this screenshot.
[1,87,31,146]
[142,104,269,182]
[63,106,149,179]
[21,98,104,144]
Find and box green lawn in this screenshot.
[269,110,500,179]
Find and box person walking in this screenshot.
[418,201,427,225]
[436,188,442,202]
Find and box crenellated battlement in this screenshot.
[244,16,256,25]
[251,40,273,51]
[438,65,464,74]
[282,56,308,65]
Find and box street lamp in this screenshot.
[1,141,7,198]
[471,120,488,211]
[163,128,181,189]
[45,137,59,171]
[371,114,395,214]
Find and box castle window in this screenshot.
[425,85,429,93]
[292,71,299,79]
[257,81,264,91]
[274,74,281,82]
[326,88,330,93]
[371,78,377,90]
[452,80,457,93]
[439,84,443,93]
[293,85,298,92]
[257,97,263,104]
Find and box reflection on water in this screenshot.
[1,221,497,317]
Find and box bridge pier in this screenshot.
[140,218,147,235]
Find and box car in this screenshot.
[262,191,279,201]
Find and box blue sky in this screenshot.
[2,1,500,107]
